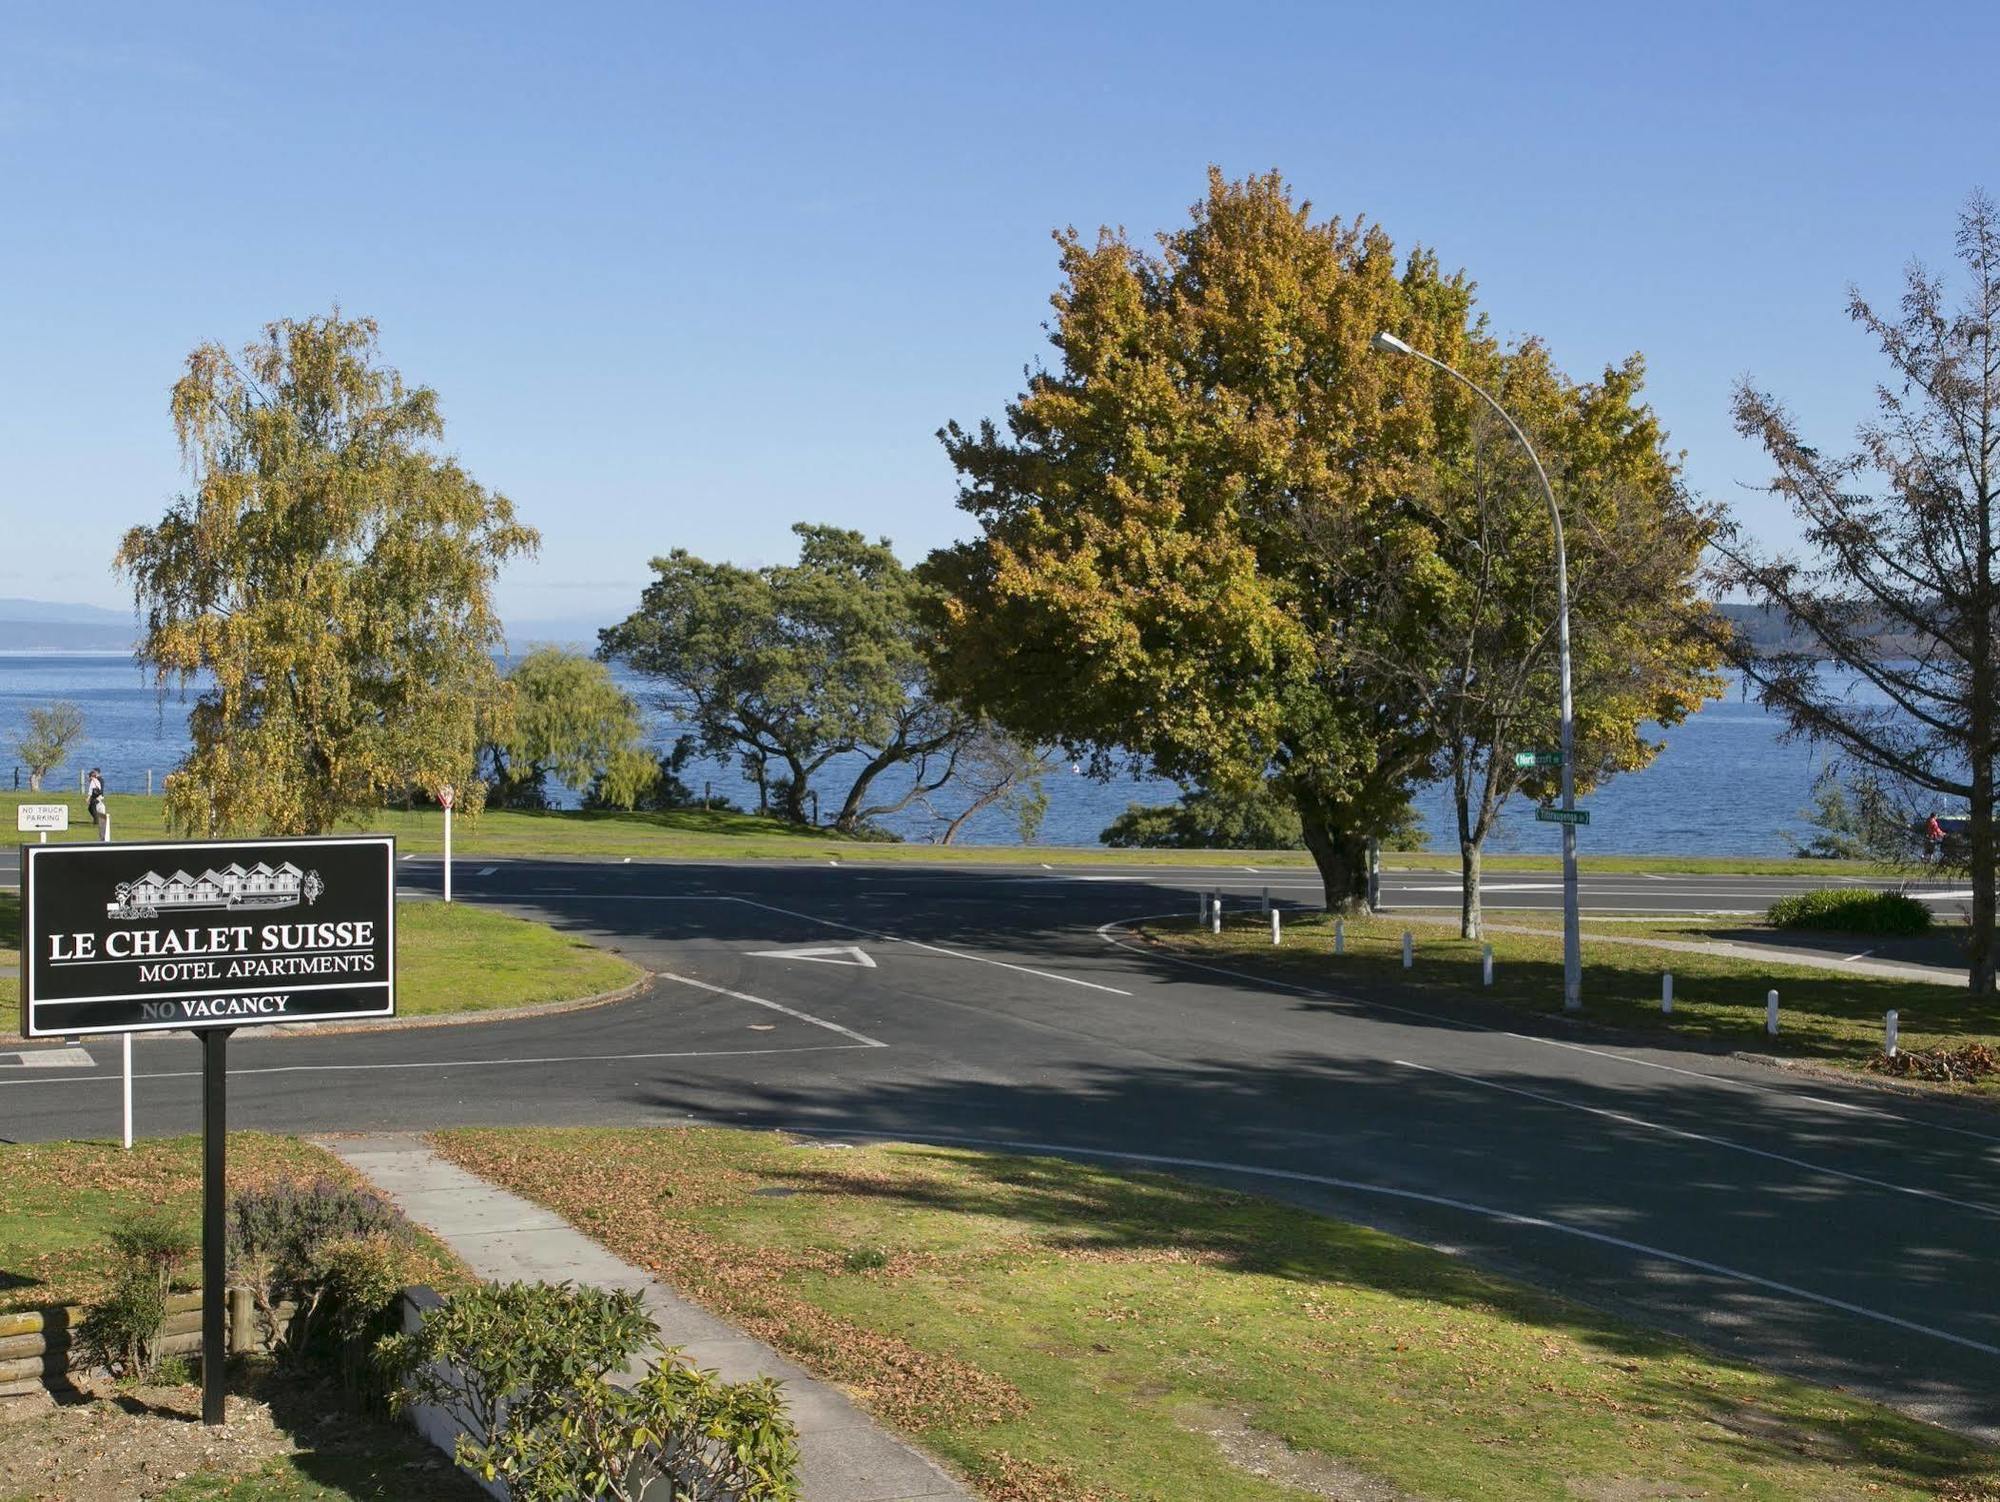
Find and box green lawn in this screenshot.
[1146,913,1995,1091]
[0,1133,462,1314]
[2,790,1889,875]
[0,891,637,1036]
[435,1125,2000,1502]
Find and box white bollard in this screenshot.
[1481,944,1493,986]
[1270,908,1281,945]
[1885,1009,1899,1058]
[1211,900,1222,935]
[1402,931,1413,969]
[1661,972,1674,1015]
[1334,919,1345,955]
[121,1032,133,1150]
[1766,990,1780,1035]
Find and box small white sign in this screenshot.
[17,804,69,833]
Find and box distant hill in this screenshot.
[1712,601,1926,658]
[0,598,136,651]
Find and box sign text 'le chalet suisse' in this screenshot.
[21,836,396,1036]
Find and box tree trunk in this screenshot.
[1460,840,1482,941]
[27,771,42,792]
[1297,794,1371,913]
[1970,756,1995,995]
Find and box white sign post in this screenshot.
[16,804,68,844]
[439,785,455,903]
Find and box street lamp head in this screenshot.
[1371,331,1415,357]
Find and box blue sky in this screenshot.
[1,1,1992,627]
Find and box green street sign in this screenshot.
[1514,750,1563,768]
[1535,806,1590,826]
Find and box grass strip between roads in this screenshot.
[1,790,1888,875]
[0,892,638,1037]
[1141,913,1999,1095]
[434,1125,1999,1502]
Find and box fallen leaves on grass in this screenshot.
[978,1449,1124,1502]
[437,1133,1028,1434]
[1865,1043,2000,1083]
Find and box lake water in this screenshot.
[0,654,1838,855]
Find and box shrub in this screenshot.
[79,1264,169,1381]
[228,1179,407,1361]
[79,1211,195,1382]
[1766,888,1932,935]
[381,1280,799,1502]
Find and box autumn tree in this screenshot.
[484,649,658,810]
[8,702,85,792]
[117,313,538,836]
[600,524,974,831]
[1714,193,2000,992]
[929,168,1669,907]
[1371,347,1721,936]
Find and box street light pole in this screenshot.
[1370,331,1581,1011]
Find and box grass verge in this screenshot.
[0,1133,463,1315]
[0,891,638,1036]
[433,1125,2000,1502]
[1142,913,1997,1094]
[1,791,1890,874]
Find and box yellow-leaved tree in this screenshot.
[117,312,539,836]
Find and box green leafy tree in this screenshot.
[1101,780,1425,851]
[485,649,658,810]
[7,701,84,791]
[922,723,1055,844]
[1369,349,1722,936]
[600,524,972,831]
[928,169,1539,907]
[116,312,537,835]
[1713,194,2000,992]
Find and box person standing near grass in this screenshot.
[86,767,106,839]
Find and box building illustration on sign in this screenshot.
[106,862,326,920]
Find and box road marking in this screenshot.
[2,1049,94,1070]
[1914,890,1974,902]
[1843,949,1878,963]
[477,866,497,876]
[780,1127,2000,1361]
[747,945,877,969]
[657,970,887,1046]
[1403,882,1563,893]
[0,1043,879,1089]
[1391,1058,2000,1219]
[730,897,1134,996]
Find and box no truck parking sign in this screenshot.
[21,835,396,1037]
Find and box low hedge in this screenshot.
[1766,888,1932,935]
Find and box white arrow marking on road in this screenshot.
[747,944,877,969]
[3,1049,94,1070]
[477,866,497,876]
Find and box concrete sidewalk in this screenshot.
[322,1133,972,1502]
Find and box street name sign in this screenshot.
[21,835,396,1037]
[1513,751,1563,769]
[16,804,68,832]
[1534,806,1591,826]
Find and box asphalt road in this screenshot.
[6,856,1998,1440]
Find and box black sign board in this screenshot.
[21,835,396,1037]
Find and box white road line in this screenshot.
[656,970,888,1047]
[727,896,1134,997]
[1391,1058,2000,1219]
[0,1043,878,1089]
[477,866,497,876]
[1093,916,2000,1148]
[785,1127,2000,1361]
